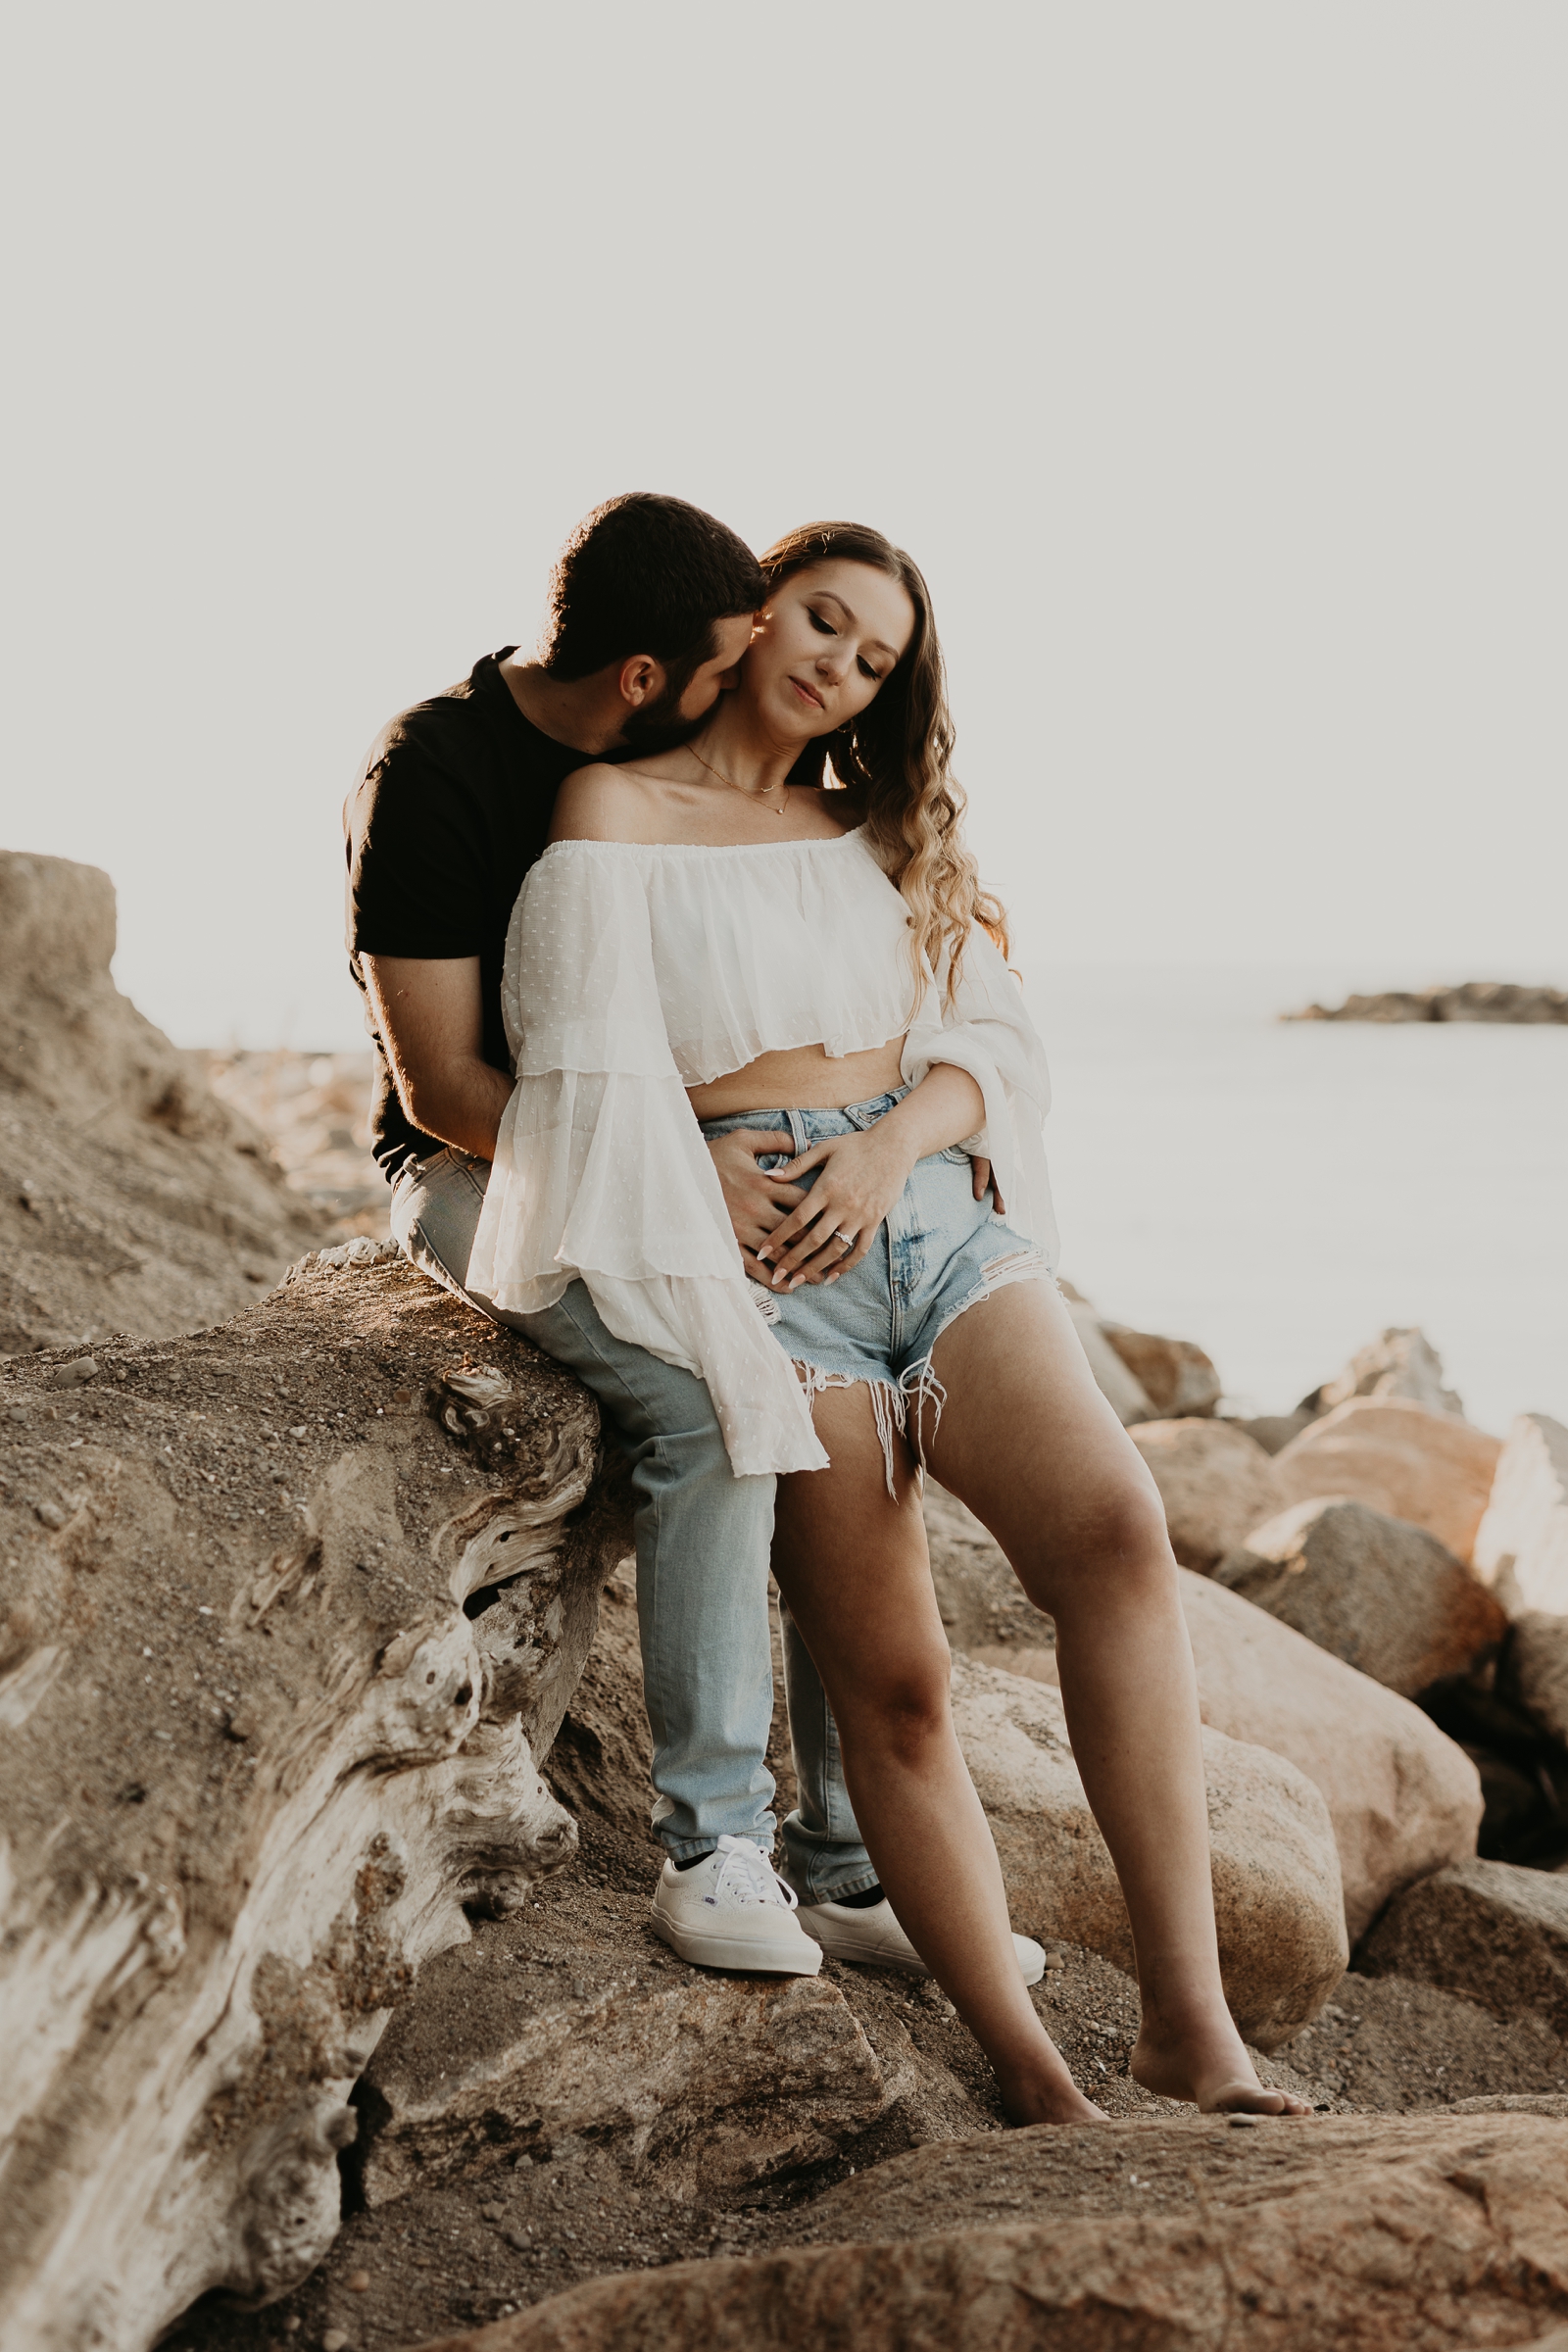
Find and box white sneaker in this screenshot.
[799,1893,1046,1985]
[651,1837,824,1975]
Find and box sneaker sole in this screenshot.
[800,1919,1047,1987]
[650,1911,824,1976]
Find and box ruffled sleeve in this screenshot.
[901,928,1059,1269]
[466,845,828,1478]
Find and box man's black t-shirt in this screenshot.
[344,649,590,1179]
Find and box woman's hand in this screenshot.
[706,1129,834,1285]
[756,1120,922,1288]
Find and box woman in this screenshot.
[470,521,1310,2125]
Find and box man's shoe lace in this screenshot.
[710,1834,800,1911]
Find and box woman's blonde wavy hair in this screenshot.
[761,521,1007,1005]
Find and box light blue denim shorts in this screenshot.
[698,1088,1050,1491]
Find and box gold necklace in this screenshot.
[687,742,789,817]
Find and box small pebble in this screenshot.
[346,2268,370,2290]
[321,2332,350,2351]
[1228,2111,1260,2129]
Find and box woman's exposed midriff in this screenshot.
[686,1036,907,1120]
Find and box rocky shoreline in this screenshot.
[1284,979,1568,1024]
[7,848,1568,2352]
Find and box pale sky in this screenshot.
[2,3,1564,1048]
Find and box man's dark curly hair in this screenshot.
[539,492,765,693]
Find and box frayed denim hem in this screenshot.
[792,1240,1052,1498]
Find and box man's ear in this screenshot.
[617,654,665,709]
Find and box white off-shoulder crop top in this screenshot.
[466,826,1056,1477]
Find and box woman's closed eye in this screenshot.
[809,604,889,683]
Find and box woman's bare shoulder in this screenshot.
[548,762,669,845]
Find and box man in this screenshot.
[345,493,888,1976]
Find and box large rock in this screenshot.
[1360,1858,1568,2034]
[1214,1495,1507,1696]
[1101,1324,1222,1418]
[1474,1414,1568,1615]
[948,1655,1347,2048]
[1273,1395,1503,1563]
[1178,1575,1482,1940]
[358,1926,885,2208]
[1504,1612,1568,1747]
[0,851,329,1354]
[1312,1325,1464,1418]
[0,1254,633,2352]
[402,2111,1568,2352]
[1062,1299,1153,1423]
[1126,1417,1288,1571]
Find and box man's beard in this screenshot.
[617,684,705,755]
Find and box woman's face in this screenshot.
[745,560,917,743]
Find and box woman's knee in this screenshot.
[1023,1477,1174,1607]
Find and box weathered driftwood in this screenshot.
[0,1252,632,2352]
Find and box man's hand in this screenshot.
[706,1129,829,1284]
[361,955,514,1162]
[970,1155,1005,1214]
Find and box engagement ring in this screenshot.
[833,1229,858,1249]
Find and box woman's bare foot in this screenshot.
[997,2041,1110,2126]
[1131,2013,1314,2118]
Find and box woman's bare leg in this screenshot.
[918,1277,1310,2117]
[772,1385,1103,2124]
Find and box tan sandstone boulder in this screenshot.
[1126,1417,1289,1571]
[1101,1324,1222,1418]
[1474,1414,1568,1615]
[948,1654,1347,2048]
[1063,1299,1153,1423]
[1214,1495,1507,1697]
[357,1933,886,2208]
[1178,1573,1482,1940]
[1314,1326,1465,1418]
[1273,1395,1503,1562]
[1359,1857,1568,2034]
[402,2111,1568,2352]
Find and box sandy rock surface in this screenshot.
[1215,1494,1507,1696]
[1475,1414,1568,1615]
[0,851,332,1355]
[1126,1416,1290,1571]
[1361,1858,1568,2035]
[0,1253,632,2352]
[162,1641,1324,2352]
[399,2110,1568,2352]
[358,1930,887,2208]
[1272,1394,1503,1563]
[157,1490,1568,2352]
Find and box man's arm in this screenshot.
[360,955,514,1162]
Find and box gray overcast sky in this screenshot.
[2,3,1563,1047]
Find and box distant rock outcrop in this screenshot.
[1284,980,1568,1023]
[0,850,331,1353]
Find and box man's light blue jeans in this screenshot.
[388,1145,875,1899]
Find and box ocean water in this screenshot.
[1024,964,1568,1437]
